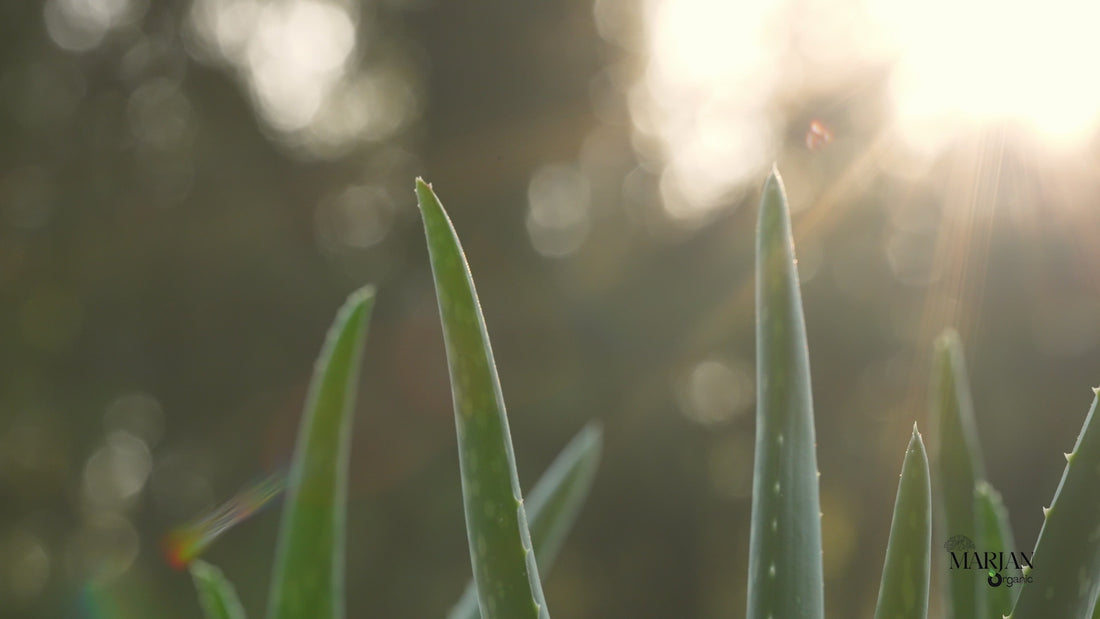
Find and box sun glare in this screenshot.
[871,0,1100,151]
[634,0,1100,216]
[637,0,783,221]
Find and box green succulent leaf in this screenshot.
[932,330,987,619]
[1009,392,1100,619]
[975,481,1018,617]
[267,287,375,619]
[447,422,603,619]
[191,560,247,619]
[874,425,931,619]
[747,168,825,619]
[416,178,549,619]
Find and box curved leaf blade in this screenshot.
[447,422,603,619]
[267,287,375,619]
[747,169,825,619]
[932,330,987,619]
[874,425,931,619]
[1010,392,1100,619]
[416,179,549,619]
[191,560,247,619]
[975,481,1018,617]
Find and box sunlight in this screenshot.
[635,0,1100,218]
[187,0,418,156]
[637,0,783,221]
[870,0,1100,151]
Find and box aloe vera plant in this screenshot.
[873,426,931,619]
[746,169,1098,619]
[932,330,987,619]
[447,422,603,619]
[416,178,550,619]
[174,288,374,619]
[975,481,1017,617]
[176,169,1100,619]
[1009,390,1100,618]
[748,171,931,619]
[190,560,247,619]
[748,169,825,619]
[181,185,602,619]
[927,330,1100,618]
[268,287,375,619]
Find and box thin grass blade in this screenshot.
[267,287,375,619]
[447,422,603,619]
[415,179,549,619]
[747,168,824,619]
[873,425,931,619]
[191,560,247,619]
[1009,392,1100,618]
[975,481,1018,617]
[931,330,987,619]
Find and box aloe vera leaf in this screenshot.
[415,179,549,619]
[975,481,1019,617]
[447,422,603,619]
[874,425,931,619]
[931,330,987,619]
[747,169,825,619]
[1009,392,1100,619]
[267,287,375,619]
[191,560,247,619]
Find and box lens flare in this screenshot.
[805,120,834,150]
[162,471,286,570]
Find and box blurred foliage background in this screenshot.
[2,0,1100,617]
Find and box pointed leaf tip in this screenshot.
[267,286,375,619]
[931,326,986,619]
[762,167,786,201]
[934,328,962,354]
[576,419,603,447]
[414,177,440,217]
[418,180,550,619]
[873,427,930,619]
[191,560,247,619]
[347,284,375,305]
[975,481,1018,618]
[749,163,823,619]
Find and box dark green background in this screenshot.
[1,1,1097,617]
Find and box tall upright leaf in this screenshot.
[191,560,247,619]
[448,422,602,619]
[975,481,1018,617]
[931,330,987,619]
[873,425,931,619]
[415,179,549,619]
[268,287,375,619]
[1009,392,1100,619]
[747,169,825,619]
